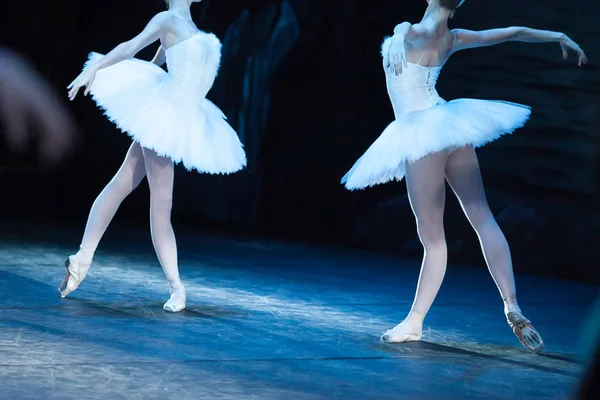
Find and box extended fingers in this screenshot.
[68,85,80,101]
[67,77,79,99]
[391,55,397,75]
[580,50,588,66]
[67,76,78,90]
[83,77,94,97]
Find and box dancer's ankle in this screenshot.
[407,309,426,323]
[168,279,185,291]
[503,298,521,315]
[75,246,94,265]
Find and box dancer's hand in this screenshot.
[387,36,408,76]
[67,66,97,101]
[559,35,587,66]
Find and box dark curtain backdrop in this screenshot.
[1,0,598,283]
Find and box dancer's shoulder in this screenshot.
[392,22,430,44]
[150,11,178,25]
[138,11,180,31]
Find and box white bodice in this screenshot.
[164,32,222,103]
[382,37,447,119]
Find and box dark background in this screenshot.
[1,0,598,283]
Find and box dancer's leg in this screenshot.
[59,142,146,297]
[382,151,449,343]
[445,146,517,307]
[77,142,147,262]
[445,146,543,352]
[141,147,185,312]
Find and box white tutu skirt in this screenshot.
[341,99,530,190]
[85,52,246,174]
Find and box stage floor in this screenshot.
[0,221,596,399]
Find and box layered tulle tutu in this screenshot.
[341,38,531,190]
[341,99,530,190]
[84,32,246,174]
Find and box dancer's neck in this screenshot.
[420,4,451,36]
[169,0,192,15]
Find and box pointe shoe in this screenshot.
[58,255,91,298]
[506,310,544,353]
[163,281,186,313]
[381,317,423,343]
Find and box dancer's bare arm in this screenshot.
[151,46,166,66]
[452,27,587,66]
[68,12,173,100]
[386,22,430,75]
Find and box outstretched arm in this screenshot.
[87,12,172,72]
[452,27,587,66]
[68,12,173,100]
[151,46,166,67]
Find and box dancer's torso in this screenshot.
[381,32,454,118]
[161,13,221,101]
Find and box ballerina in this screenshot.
[341,0,587,352]
[60,0,246,312]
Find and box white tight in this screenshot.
[76,142,180,285]
[405,146,519,319]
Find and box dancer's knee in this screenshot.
[464,202,496,233]
[105,178,135,201]
[150,190,173,215]
[416,219,446,250]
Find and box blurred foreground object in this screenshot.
[578,294,600,399]
[0,48,76,165]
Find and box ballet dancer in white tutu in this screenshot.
[61,0,246,312]
[341,0,587,352]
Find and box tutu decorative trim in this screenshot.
[83,35,246,175]
[341,99,531,190]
